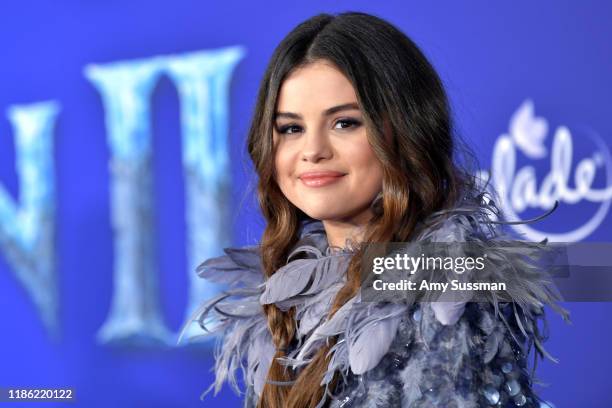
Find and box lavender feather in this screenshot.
[185,189,570,408]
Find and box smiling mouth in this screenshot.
[299,174,345,187]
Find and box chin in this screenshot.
[302,211,332,221]
[301,208,340,221]
[302,209,357,223]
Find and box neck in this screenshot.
[321,209,372,248]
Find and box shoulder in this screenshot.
[329,301,555,407]
[328,196,568,406]
[185,219,331,399]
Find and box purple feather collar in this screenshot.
[181,194,568,403]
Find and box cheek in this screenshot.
[274,149,294,189]
[347,140,383,185]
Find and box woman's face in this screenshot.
[273,60,384,225]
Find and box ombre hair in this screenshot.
[246,11,480,408]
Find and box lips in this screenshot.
[298,171,346,187]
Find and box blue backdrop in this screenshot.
[0,1,610,407]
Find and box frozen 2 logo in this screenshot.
[480,100,612,242]
[0,48,244,342]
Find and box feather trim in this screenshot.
[183,190,570,407]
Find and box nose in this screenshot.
[301,128,333,163]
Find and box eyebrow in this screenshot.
[274,102,360,120]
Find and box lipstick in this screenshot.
[298,171,346,187]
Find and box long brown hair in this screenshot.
[246,11,480,408]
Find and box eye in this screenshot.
[334,118,362,130]
[276,123,303,135]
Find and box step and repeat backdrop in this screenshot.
[0,1,610,407]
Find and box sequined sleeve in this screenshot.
[328,302,556,408]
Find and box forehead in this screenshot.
[276,61,358,111]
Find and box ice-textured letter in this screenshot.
[85,47,243,345]
[0,102,59,337]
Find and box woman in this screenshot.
[183,11,568,408]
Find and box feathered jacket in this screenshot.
[183,194,569,407]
